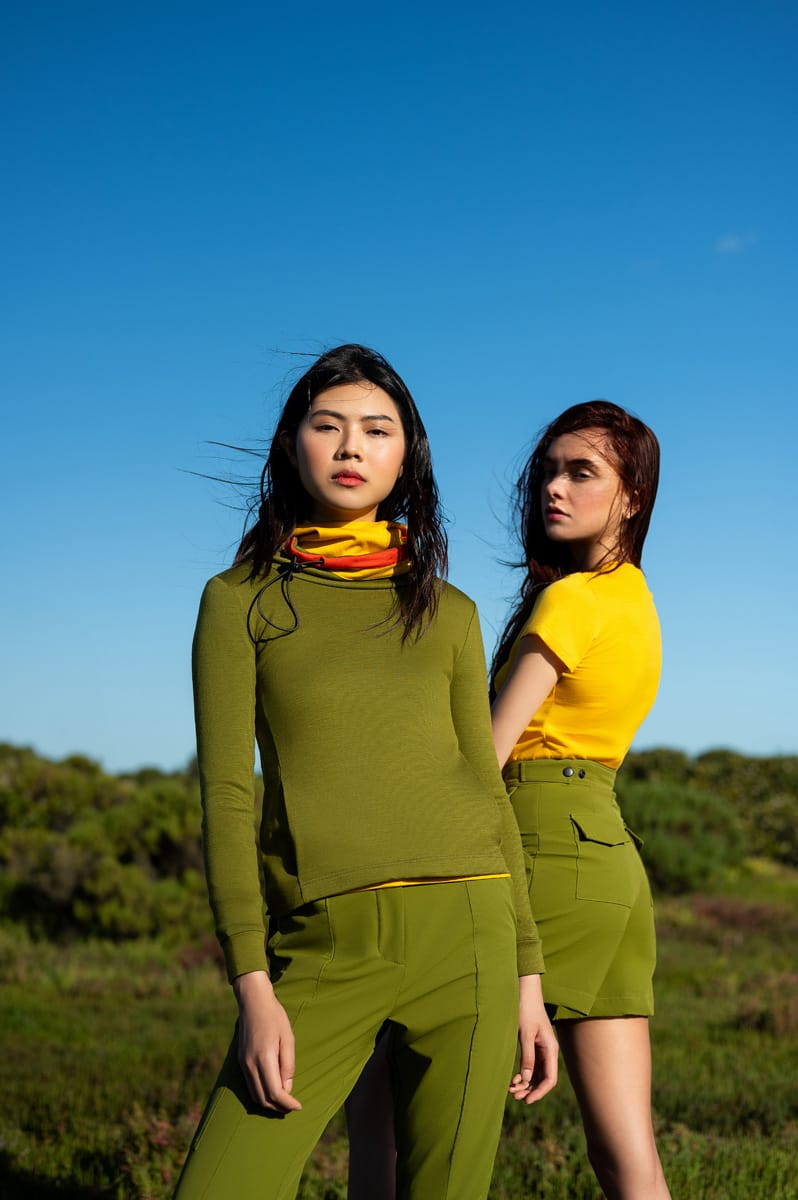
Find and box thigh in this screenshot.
[391,880,519,1200]
[173,897,400,1200]
[557,1018,661,1170]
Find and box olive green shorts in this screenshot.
[504,758,656,1021]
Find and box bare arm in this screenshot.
[491,635,563,768]
[233,970,302,1113]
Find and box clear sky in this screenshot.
[2,0,796,772]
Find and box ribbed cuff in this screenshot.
[222,930,269,984]
[517,939,545,977]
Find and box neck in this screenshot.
[305,511,380,526]
[568,541,619,572]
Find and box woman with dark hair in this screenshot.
[347,399,670,1200]
[490,401,671,1199]
[173,344,558,1200]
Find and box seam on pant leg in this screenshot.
[394,882,516,1200]
[276,899,334,1032]
[440,881,481,1198]
[178,1100,247,1200]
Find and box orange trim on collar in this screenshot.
[284,537,409,572]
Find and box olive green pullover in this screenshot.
[192,557,543,982]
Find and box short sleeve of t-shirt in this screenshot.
[522,575,600,671]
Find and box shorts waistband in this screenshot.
[502,758,617,789]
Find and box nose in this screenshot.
[544,472,564,500]
[335,428,363,460]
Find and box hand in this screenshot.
[233,970,302,1113]
[509,974,559,1104]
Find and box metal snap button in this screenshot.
[562,767,574,777]
[578,769,586,779]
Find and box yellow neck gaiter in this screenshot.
[286,520,411,579]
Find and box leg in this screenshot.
[557,1017,671,1200]
[173,896,402,1200]
[345,1028,397,1200]
[391,881,519,1200]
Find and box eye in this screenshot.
[366,426,390,436]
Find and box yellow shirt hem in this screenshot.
[349,873,510,892]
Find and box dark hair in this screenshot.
[490,400,659,692]
[234,344,448,639]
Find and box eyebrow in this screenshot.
[309,408,397,423]
[543,455,600,469]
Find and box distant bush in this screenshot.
[0,744,211,941]
[624,747,798,868]
[616,778,747,893]
[622,747,693,785]
[692,750,798,866]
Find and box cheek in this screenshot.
[296,431,324,465]
[294,441,326,487]
[378,439,406,476]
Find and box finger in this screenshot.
[519,1043,536,1084]
[239,1054,269,1109]
[262,1050,302,1112]
[279,1028,296,1094]
[522,1046,559,1104]
[241,1048,301,1112]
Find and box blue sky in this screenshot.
[2,0,796,771]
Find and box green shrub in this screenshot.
[622,746,693,785]
[694,752,798,865]
[623,748,798,868]
[615,779,746,893]
[0,745,210,941]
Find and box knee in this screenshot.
[584,1132,664,1198]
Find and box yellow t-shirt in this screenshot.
[496,564,661,769]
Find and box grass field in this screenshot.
[2,863,796,1199]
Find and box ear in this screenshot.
[624,489,640,519]
[279,430,297,468]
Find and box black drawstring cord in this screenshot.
[247,555,323,644]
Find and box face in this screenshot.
[540,429,630,569]
[282,382,406,524]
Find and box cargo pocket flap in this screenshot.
[570,811,627,846]
[624,823,645,850]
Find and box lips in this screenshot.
[545,507,567,518]
[332,470,365,484]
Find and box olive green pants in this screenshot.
[173,879,519,1200]
[504,758,656,1020]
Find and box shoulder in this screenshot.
[201,561,272,598]
[523,573,601,654]
[533,572,599,621]
[590,564,656,605]
[435,581,481,631]
[196,563,277,626]
[437,579,478,615]
[545,572,596,601]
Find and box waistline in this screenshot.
[502,757,617,791]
